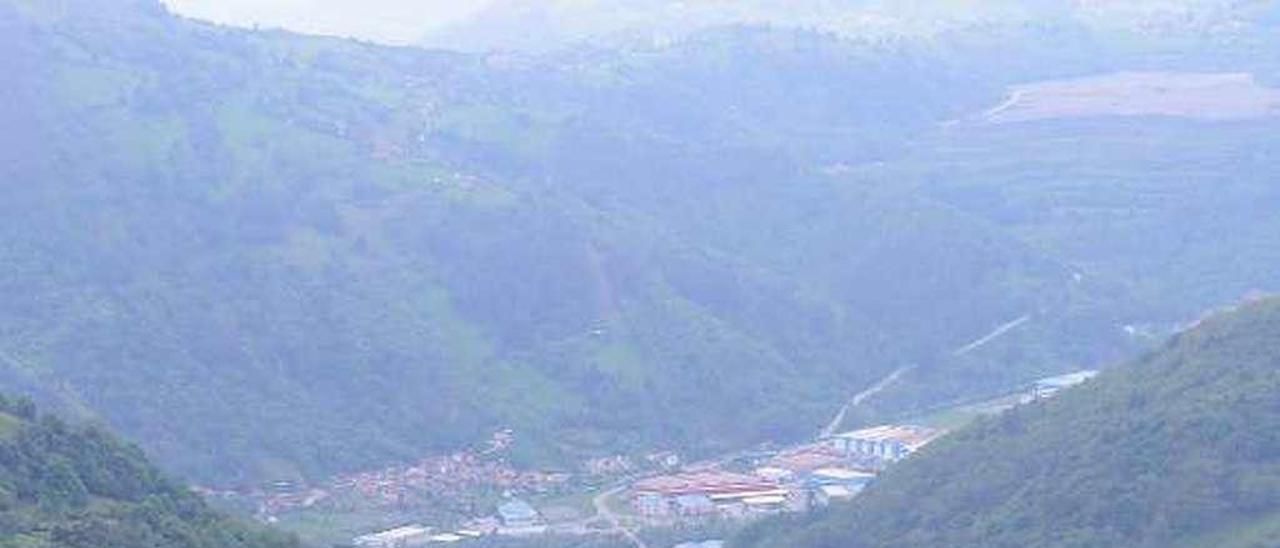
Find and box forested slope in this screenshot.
[6,0,1280,489]
[1,0,1131,484]
[0,396,298,548]
[737,298,1280,548]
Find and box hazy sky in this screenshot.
[161,0,494,44]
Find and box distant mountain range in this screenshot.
[736,296,1280,547]
[421,0,1279,52]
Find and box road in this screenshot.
[820,313,1033,437]
[568,313,1038,543]
[820,365,915,438]
[981,89,1026,121]
[952,315,1031,357]
[593,483,649,548]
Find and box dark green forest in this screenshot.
[737,298,1280,548]
[2,0,1280,489]
[0,395,298,548]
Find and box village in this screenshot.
[210,371,1097,547]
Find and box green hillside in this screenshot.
[737,298,1280,548]
[0,395,298,548]
[4,0,1280,489]
[0,0,1136,485]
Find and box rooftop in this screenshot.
[633,471,779,497]
[1035,370,1099,389]
[708,488,790,502]
[831,425,944,448]
[497,499,538,520]
[742,495,788,506]
[812,468,876,481]
[766,445,845,472]
[675,494,715,507]
[819,485,855,498]
[354,525,432,544]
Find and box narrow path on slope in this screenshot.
[821,314,1034,436]
[952,315,1031,357]
[820,365,914,438]
[981,89,1025,121]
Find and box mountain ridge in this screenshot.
[736,296,1280,548]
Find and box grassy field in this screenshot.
[986,72,1280,123]
[1178,508,1280,548]
[273,506,454,547]
[904,392,1026,431]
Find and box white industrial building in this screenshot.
[826,425,943,462]
[353,525,432,547]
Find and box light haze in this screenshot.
[160,0,493,44]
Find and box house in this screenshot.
[753,467,795,483]
[352,525,432,547]
[804,467,873,506]
[742,495,788,515]
[674,542,724,548]
[674,494,716,516]
[645,451,682,469]
[809,468,876,489]
[814,485,857,506]
[634,491,671,516]
[584,455,634,475]
[497,499,541,529]
[827,425,943,462]
[1030,370,1099,400]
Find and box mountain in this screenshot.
[4,0,1280,489]
[2,0,1118,485]
[420,0,1270,53]
[0,395,298,548]
[736,297,1280,548]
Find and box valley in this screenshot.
[231,368,1093,546]
[3,1,1280,547]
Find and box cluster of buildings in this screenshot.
[629,424,946,521]
[240,480,329,517]
[350,497,545,547]
[583,451,682,477]
[329,452,572,510]
[235,430,575,525]
[632,471,798,518]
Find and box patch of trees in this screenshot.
[0,395,299,548]
[735,299,1280,548]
